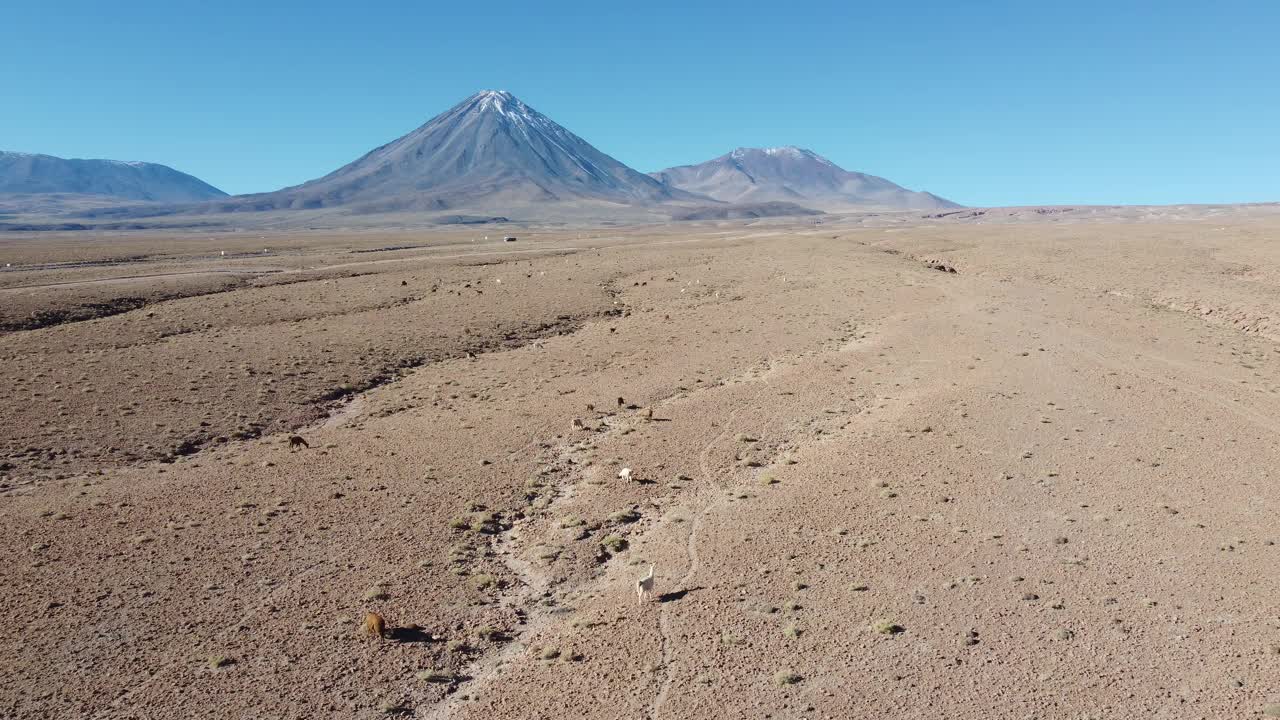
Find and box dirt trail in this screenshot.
[649,402,749,718]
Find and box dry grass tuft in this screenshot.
[870,619,904,635]
[416,669,452,683]
[773,670,801,686]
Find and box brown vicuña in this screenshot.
[362,611,387,639]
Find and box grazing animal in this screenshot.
[572,418,585,430]
[617,397,625,408]
[586,403,595,412]
[288,435,309,450]
[362,611,387,639]
[636,565,656,604]
[618,467,632,482]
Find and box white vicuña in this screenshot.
[636,564,656,604]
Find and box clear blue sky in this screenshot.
[4,1,1278,206]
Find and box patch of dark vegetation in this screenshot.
[0,222,91,231]
[349,244,428,254]
[671,201,822,222]
[458,250,575,269]
[72,204,186,219]
[434,215,510,225]
[922,209,987,220]
[0,220,226,231]
[1,254,153,273]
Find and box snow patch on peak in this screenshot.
[766,147,830,162]
[473,89,520,113]
[474,89,513,102]
[472,90,549,129]
[729,146,805,157]
[729,146,834,166]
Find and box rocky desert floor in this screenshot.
[3,209,1280,719]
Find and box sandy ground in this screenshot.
[2,211,1280,719]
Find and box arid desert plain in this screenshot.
[4,207,1280,719]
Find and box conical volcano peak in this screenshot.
[471,89,519,111]
[460,89,545,126]
[231,89,690,212]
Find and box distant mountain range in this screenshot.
[2,91,958,222]
[650,146,957,211]
[0,151,226,202]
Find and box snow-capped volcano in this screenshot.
[651,147,957,211]
[232,90,694,212]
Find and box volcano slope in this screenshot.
[2,212,1280,719]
